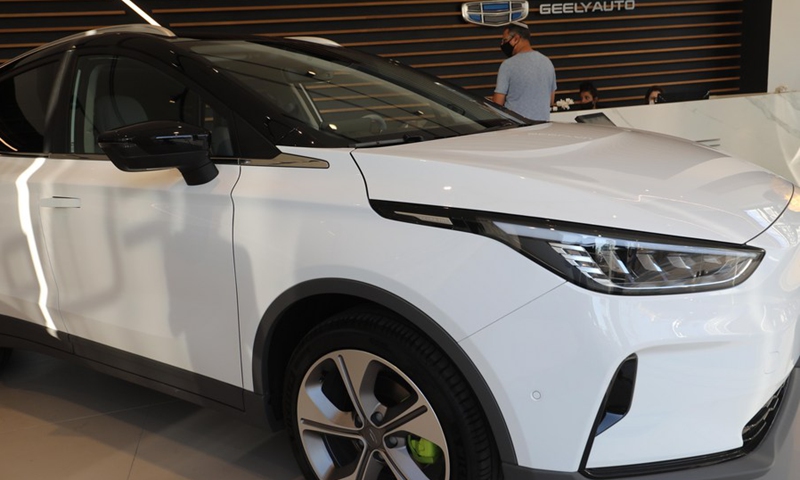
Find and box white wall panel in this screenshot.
[769,0,800,92]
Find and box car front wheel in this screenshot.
[284,308,498,480]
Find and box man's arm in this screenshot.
[550,90,556,107]
[493,62,510,107]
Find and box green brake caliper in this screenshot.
[407,436,442,465]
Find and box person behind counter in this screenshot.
[577,82,599,109]
[645,85,665,105]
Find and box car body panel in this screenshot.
[31,157,242,385]
[233,146,567,391]
[352,123,791,244]
[0,155,66,333]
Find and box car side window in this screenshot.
[0,61,59,154]
[69,55,233,156]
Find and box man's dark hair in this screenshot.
[506,22,530,42]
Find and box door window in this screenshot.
[0,62,59,153]
[69,55,233,156]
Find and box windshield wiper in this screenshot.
[353,134,424,148]
[482,120,525,132]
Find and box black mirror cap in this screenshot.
[98,121,219,186]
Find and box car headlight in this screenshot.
[372,201,764,295]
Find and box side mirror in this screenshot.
[98,121,219,186]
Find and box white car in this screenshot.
[0,24,798,480]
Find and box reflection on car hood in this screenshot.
[351,122,792,244]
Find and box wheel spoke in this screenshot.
[334,350,382,424]
[354,451,386,480]
[297,361,360,437]
[300,432,364,480]
[320,449,385,480]
[299,417,361,439]
[380,449,416,480]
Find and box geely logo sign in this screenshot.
[461,1,529,26]
[460,1,635,24]
[538,1,636,15]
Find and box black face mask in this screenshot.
[500,40,515,58]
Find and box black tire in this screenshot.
[284,308,498,480]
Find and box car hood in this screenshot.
[351,122,793,244]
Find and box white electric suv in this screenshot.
[0,25,798,480]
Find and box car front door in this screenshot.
[32,53,243,391]
[0,57,69,339]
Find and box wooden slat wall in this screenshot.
[0,0,749,108]
[0,0,136,63]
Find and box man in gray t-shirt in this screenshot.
[492,22,557,121]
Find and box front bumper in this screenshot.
[502,363,800,480]
[458,192,800,472]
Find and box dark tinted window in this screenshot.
[0,62,58,153]
[69,55,232,156]
[191,40,528,146]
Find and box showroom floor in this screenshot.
[1,350,800,480]
[0,350,302,480]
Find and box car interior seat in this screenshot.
[94,95,148,134]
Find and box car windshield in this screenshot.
[189,40,530,146]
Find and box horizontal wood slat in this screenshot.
[343,21,743,47]
[384,33,742,58]
[0,10,123,19]
[153,0,468,14]
[170,11,458,29]
[411,43,741,68]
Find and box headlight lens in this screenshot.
[373,201,764,295]
[491,221,763,294]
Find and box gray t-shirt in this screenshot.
[495,50,557,121]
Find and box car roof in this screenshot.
[2,24,343,73]
[2,24,175,69]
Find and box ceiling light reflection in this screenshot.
[15,157,58,335]
[121,0,160,26]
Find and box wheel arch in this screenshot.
[251,278,517,464]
